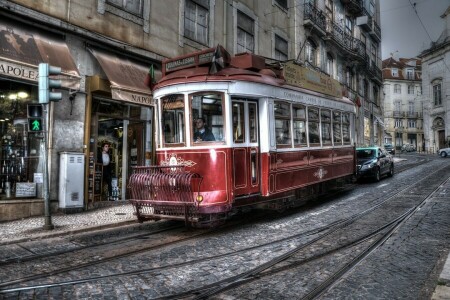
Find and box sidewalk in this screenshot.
[0,202,449,299]
[0,202,136,245]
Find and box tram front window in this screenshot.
[191,93,224,143]
[161,94,185,146]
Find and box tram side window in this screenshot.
[161,94,185,146]
[232,101,245,143]
[342,113,351,145]
[274,101,291,147]
[249,103,258,143]
[321,109,332,146]
[191,93,224,143]
[293,105,306,147]
[333,111,342,145]
[308,107,320,146]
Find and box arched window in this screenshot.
[305,39,317,66]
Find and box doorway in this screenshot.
[91,98,153,201]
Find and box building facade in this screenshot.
[420,6,450,152]
[382,57,423,151]
[0,0,382,220]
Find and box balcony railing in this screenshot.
[340,0,363,15]
[370,21,381,42]
[304,3,326,34]
[325,17,367,61]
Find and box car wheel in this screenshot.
[388,164,394,177]
[440,151,447,158]
[373,168,381,182]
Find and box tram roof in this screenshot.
[153,46,354,106]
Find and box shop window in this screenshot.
[161,94,186,146]
[184,0,209,45]
[308,107,320,146]
[0,81,41,199]
[191,93,224,143]
[237,11,255,53]
[274,101,291,147]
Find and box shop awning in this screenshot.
[89,48,153,106]
[0,18,80,89]
[375,115,385,127]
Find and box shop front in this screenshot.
[86,48,155,204]
[0,17,80,220]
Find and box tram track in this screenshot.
[0,223,185,266]
[186,160,448,299]
[0,159,447,299]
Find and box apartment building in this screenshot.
[382,57,423,151]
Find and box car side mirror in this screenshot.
[379,154,386,158]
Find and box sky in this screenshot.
[380,0,449,59]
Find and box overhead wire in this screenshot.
[408,0,450,73]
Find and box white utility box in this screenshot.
[59,152,84,209]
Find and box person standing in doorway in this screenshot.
[98,142,113,200]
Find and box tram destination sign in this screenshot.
[164,48,215,74]
[283,62,342,98]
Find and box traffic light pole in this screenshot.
[38,63,62,230]
[42,104,54,230]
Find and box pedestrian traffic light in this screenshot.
[27,104,44,132]
[39,63,62,103]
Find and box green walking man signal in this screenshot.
[27,104,44,132]
[29,119,43,132]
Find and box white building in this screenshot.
[420,5,450,152]
[382,57,423,151]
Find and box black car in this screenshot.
[384,144,395,155]
[357,147,394,182]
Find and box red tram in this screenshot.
[128,46,357,227]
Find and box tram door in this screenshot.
[231,99,260,196]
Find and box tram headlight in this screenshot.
[196,194,204,203]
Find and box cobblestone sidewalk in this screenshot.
[0,203,136,244]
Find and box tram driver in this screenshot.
[194,117,215,142]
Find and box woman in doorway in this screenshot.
[98,142,113,201]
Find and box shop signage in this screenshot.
[34,173,43,183]
[283,62,342,98]
[0,59,38,82]
[164,48,215,74]
[111,88,153,105]
[15,182,37,198]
